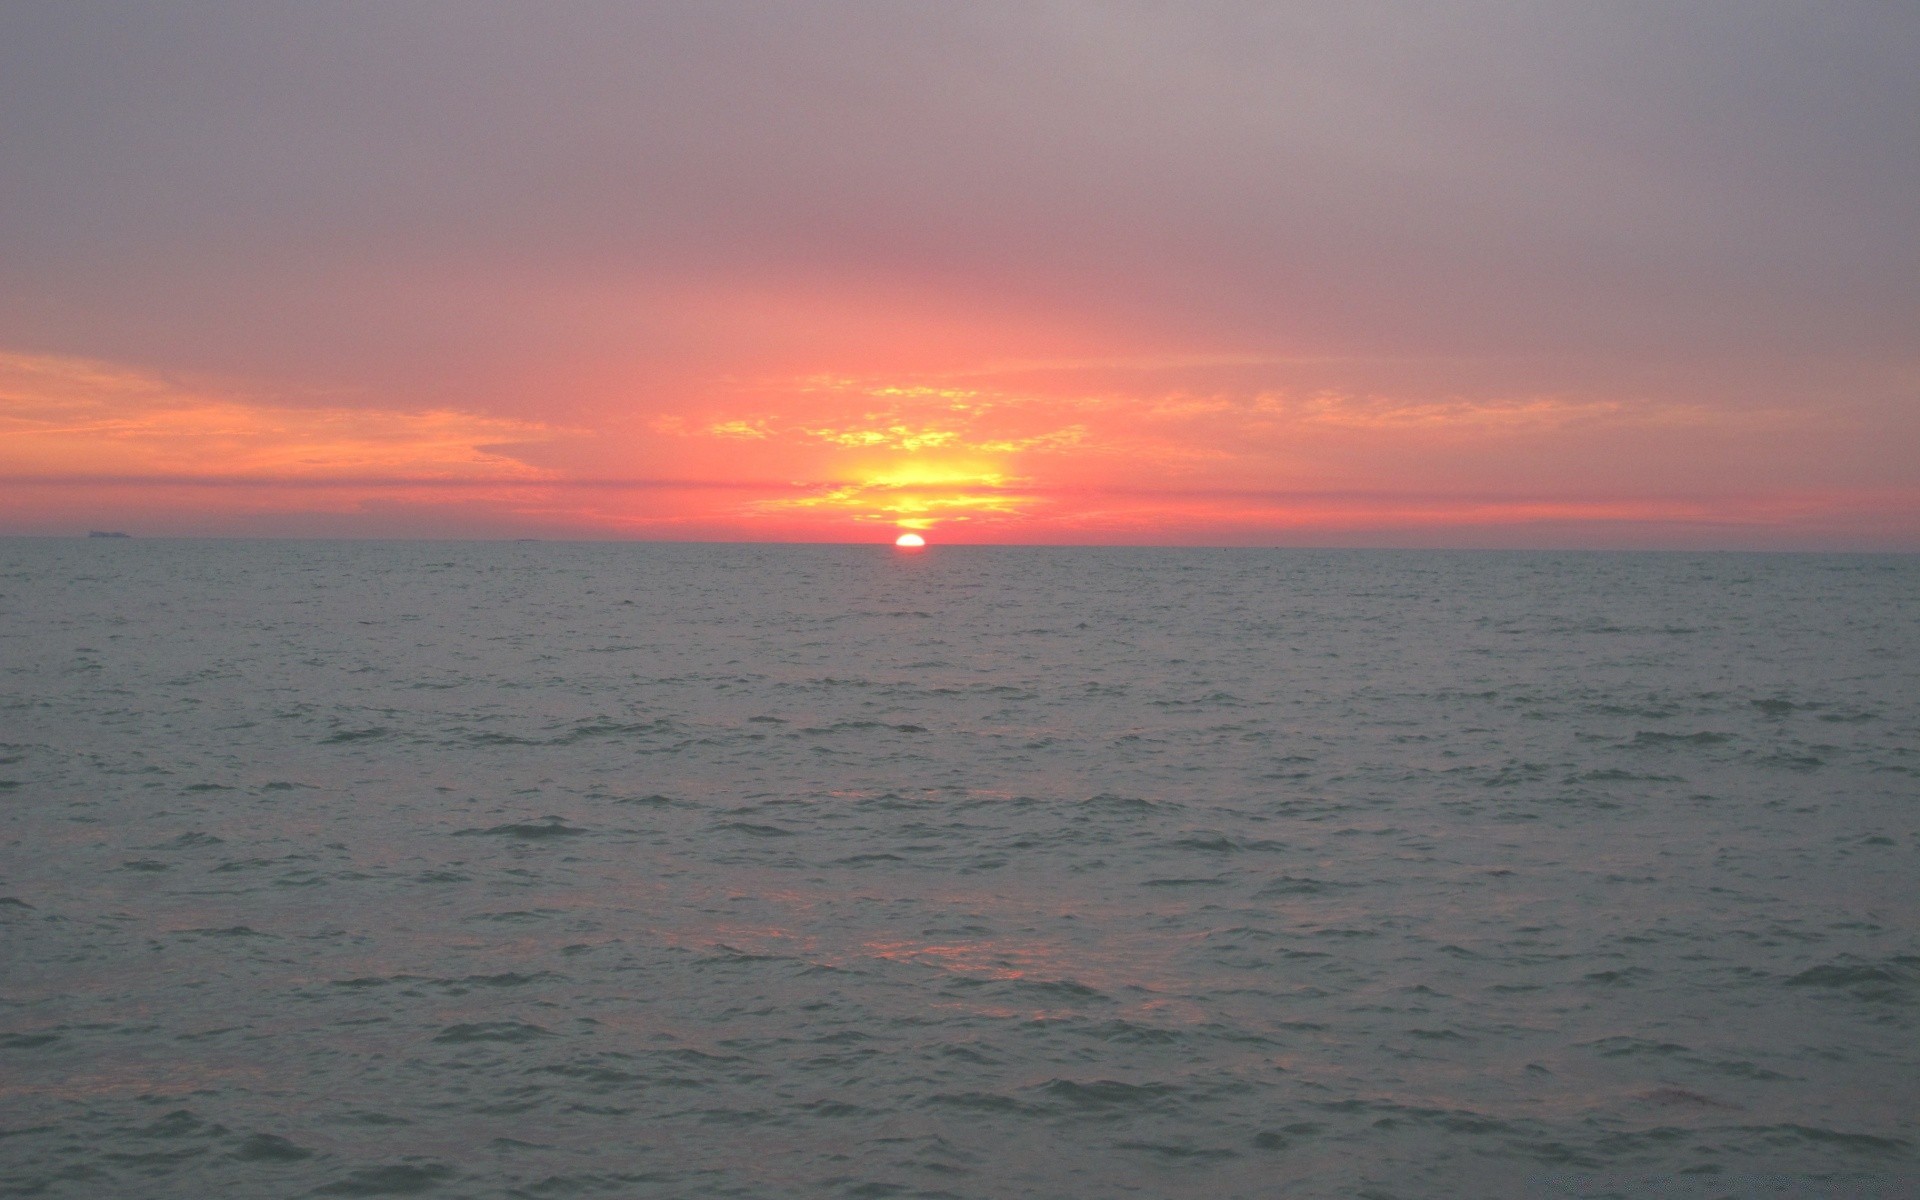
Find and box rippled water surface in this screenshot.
[2,541,1916,1198]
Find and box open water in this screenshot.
[0,540,1915,1198]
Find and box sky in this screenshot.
[2,1,1915,546]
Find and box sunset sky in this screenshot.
[3,2,1915,546]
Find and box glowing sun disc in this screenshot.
[894,533,927,548]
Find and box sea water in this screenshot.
[0,540,1914,1198]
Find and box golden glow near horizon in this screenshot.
[894,532,926,548]
[734,388,1049,533]
[5,352,1909,545]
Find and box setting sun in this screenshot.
[893,532,926,548]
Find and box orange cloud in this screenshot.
[0,351,556,482]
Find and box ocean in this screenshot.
[1,540,1914,1198]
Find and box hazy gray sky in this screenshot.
[2,2,1915,543]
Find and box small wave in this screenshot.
[320,727,389,744]
[0,1031,60,1049]
[1252,1122,1324,1150]
[1704,1058,1788,1081]
[465,718,676,747]
[924,1091,1043,1115]
[1586,703,1680,719]
[1253,875,1337,896]
[1006,977,1105,1002]
[1583,1036,1691,1057]
[314,1163,456,1195]
[698,944,785,963]
[1573,768,1683,782]
[1741,1124,1909,1155]
[1113,1140,1238,1160]
[611,793,682,807]
[1759,752,1825,770]
[1581,968,1652,987]
[437,971,556,990]
[1785,958,1910,1002]
[1081,1019,1188,1045]
[1483,761,1553,787]
[1170,835,1285,853]
[1151,691,1248,709]
[537,1061,643,1086]
[710,821,795,837]
[229,1132,315,1162]
[133,1109,225,1139]
[1638,1087,1740,1109]
[431,1021,554,1044]
[463,910,558,924]
[455,818,585,839]
[551,718,673,744]
[1039,1078,1180,1110]
[1077,792,1158,812]
[212,856,288,873]
[1626,731,1733,747]
[800,719,927,735]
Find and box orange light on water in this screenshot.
[894,532,926,548]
